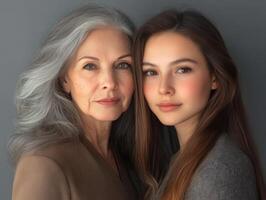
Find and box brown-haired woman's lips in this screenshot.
[157,102,182,112]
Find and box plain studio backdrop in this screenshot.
[0,0,265,199]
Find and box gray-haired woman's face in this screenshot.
[62,26,133,122]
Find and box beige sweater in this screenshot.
[12,137,136,200]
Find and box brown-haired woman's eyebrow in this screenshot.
[170,58,198,65]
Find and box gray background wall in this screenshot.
[0,0,265,199]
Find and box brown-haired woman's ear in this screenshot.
[211,76,218,90]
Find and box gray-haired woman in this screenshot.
[8,4,138,200]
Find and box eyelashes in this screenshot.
[115,62,132,70]
[83,63,97,70]
[143,69,157,76]
[83,61,132,71]
[175,67,192,74]
[142,66,193,77]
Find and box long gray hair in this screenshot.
[8,4,135,164]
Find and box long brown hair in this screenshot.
[132,10,265,199]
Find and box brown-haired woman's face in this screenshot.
[63,27,133,122]
[142,31,217,131]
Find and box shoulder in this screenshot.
[185,134,258,200]
[33,139,81,156]
[30,139,86,166]
[13,155,70,200]
[199,134,255,176]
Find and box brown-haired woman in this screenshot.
[132,10,265,200]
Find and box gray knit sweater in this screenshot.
[185,134,258,199]
[157,134,258,200]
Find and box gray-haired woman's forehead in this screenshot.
[44,4,134,65]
